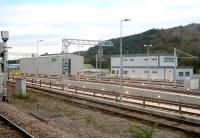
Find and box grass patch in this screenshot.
[11,93,30,100]
[129,123,155,138]
[85,114,118,132]
[10,91,37,103]
[95,122,118,131]
[85,114,97,125]
[54,106,77,117]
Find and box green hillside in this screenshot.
[82,23,200,73]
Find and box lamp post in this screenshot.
[36,40,43,57]
[120,19,131,103]
[76,45,83,81]
[144,44,152,84]
[174,48,177,87]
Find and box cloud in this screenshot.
[0,0,200,56]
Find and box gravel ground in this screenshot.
[0,122,24,138]
[0,102,72,138]
[1,86,196,138]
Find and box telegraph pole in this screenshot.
[96,54,98,80]
[120,19,131,103]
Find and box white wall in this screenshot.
[159,56,177,67]
[36,56,61,75]
[111,56,159,67]
[62,54,84,75]
[110,55,190,81]
[20,58,35,74]
[20,54,84,76]
[176,68,193,80]
[111,67,193,81]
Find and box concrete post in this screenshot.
[50,81,51,89]
[179,103,182,114]
[15,78,26,96]
[143,97,146,107]
[40,80,41,87]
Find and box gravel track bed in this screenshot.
[0,122,24,138]
[2,85,196,138]
[0,102,73,138]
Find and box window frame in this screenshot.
[51,58,57,62]
[179,72,184,77]
[185,72,190,76]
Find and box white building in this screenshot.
[20,54,84,76]
[111,54,193,81]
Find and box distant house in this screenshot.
[110,54,193,81]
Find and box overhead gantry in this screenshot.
[61,38,113,90]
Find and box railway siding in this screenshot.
[9,81,200,134]
[69,80,200,106]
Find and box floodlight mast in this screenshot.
[61,38,113,91]
[1,31,9,102]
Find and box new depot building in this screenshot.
[20,53,84,76]
[111,54,193,81]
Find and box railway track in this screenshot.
[75,76,184,86]
[9,79,200,116]
[70,78,200,96]
[15,75,200,97]
[0,113,34,138]
[7,81,200,135]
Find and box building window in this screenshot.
[164,57,174,62]
[117,71,119,74]
[179,72,183,76]
[51,58,57,62]
[130,59,134,61]
[152,71,157,73]
[144,71,148,73]
[112,70,115,74]
[124,59,128,61]
[124,71,128,75]
[144,58,148,60]
[185,72,190,76]
[152,58,157,60]
[132,71,135,73]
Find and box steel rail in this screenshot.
[17,79,200,111]
[21,76,200,97]
[18,75,200,97]
[9,79,200,117]
[0,114,34,138]
[17,83,200,135]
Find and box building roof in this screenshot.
[20,53,83,59]
[111,66,193,69]
[110,53,174,58]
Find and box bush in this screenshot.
[129,123,154,138]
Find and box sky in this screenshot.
[0,0,200,58]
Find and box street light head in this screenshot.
[37,40,43,43]
[144,44,152,47]
[123,19,131,22]
[1,31,9,42]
